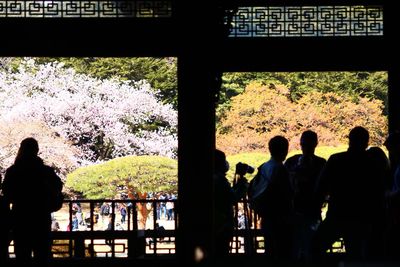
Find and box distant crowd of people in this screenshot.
[214,127,400,263]
[153,193,176,221]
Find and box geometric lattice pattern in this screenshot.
[229,6,383,37]
[0,0,172,18]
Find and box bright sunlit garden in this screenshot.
[0,58,388,197]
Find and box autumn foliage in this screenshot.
[216,82,387,154]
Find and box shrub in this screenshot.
[217,82,387,154]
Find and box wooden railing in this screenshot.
[6,199,344,259]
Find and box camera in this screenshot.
[235,162,255,176]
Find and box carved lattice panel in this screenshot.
[0,0,172,18]
[229,6,383,37]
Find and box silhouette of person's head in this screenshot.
[348,126,369,151]
[215,149,228,174]
[15,137,39,163]
[300,130,318,156]
[269,135,289,162]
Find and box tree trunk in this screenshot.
[127,187,149,229]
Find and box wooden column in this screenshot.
[175,1,222,265]
[388,71,400,133]
[176,57,217,265]
[386,2,400,133]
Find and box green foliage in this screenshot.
[220,71,388,122]
[66,155,177,199]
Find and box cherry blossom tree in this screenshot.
[0,120,82,183]
[0,58,178,169]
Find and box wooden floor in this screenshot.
[3,255,400,267]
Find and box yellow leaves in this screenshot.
[217,83,388,154]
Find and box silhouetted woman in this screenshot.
[2,138,63,267]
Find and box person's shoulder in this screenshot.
[264,159,287,174]
[41,164,59,176]
[328,151,347,160]
[260,159,274,167]
[313,155,327,164]
[4,165,18,178]
[284,154,301,165]
[43,165,63,184]
[40,164,51,171]
[5,164,17,173]
[41,164,54,174]
[286,154,301,161]
[277,162,289,174]
[259,159,281,171]
[257,161,268,172]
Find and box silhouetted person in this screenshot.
[365,146,389,260]
[2,137,63,267]
[285,130,326,262]
[213,149,248,257]
[250,135,293,261]
[0,173,11,266]
[51,219,60,232]
[313,126,383,262]
[383,132,400,260]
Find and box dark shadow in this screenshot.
[1,137,63,267]
[383,132,400,260]
[248,135,293,261]
[285,130,326,262]
[213,149,248,258]
[313,126,386,262]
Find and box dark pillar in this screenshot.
[177,57,216,265]
[388,71,400,133]
[175,2,222,265]
[73,236,85,258]
[386,1,400,133]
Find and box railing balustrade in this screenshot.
[6,199,344,258]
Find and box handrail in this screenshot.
[7,199,344,259]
